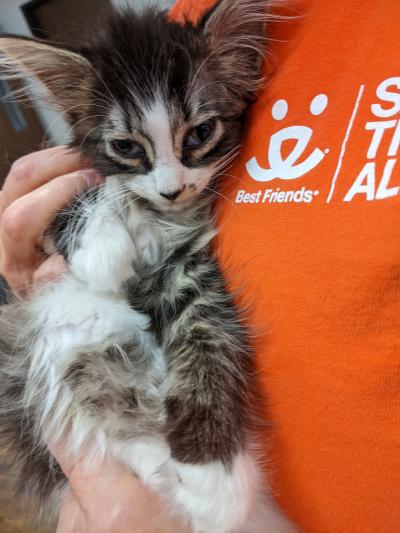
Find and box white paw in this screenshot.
[170,453,260,533]
[115,437,171,488]
[30,279,151,360]
[70,214,137,292]
[243,496,297,533]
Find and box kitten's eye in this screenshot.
[111,139,145,158]
[185,119,216,148]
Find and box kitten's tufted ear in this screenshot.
[0,35,93,122]
[198,0,271,101]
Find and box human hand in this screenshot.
[51,442,191,533]
[0,146,103,296]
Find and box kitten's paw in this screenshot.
[243,496,297,533]
[70,215,137,292]
[170,453,260,533]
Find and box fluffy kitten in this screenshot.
[0,1,294,531]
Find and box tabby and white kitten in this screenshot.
[0,1,294,531]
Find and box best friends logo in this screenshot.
[246,94,329,182]
[237,77,400,206]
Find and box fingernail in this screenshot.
[81,170,104,189]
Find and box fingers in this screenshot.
[57,491,87,533]
[0,146,88,216]
[32,254,69,287]
[0,146,104,295]
[0,170,101,294]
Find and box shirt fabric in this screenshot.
[171,2,400,532]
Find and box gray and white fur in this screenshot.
[0,1,294,531]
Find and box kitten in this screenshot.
[0,1,294,531]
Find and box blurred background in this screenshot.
[0,1,173,530]
[0,0,174,183]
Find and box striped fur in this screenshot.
[0,1,295,531]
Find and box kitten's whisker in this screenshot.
[214,173,248,187]
[212,147,243,175]
[87,67,120,110]
[203,186,242,216]
[76,125,103,153]
[39,103,106,149]
[184,47,222,107]
[66,114,107,142]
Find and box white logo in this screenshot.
[246,94,329,182]
[235,186,320,205]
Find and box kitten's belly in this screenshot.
[27,276,166,450]
[29,276,150,350]
[27,278,187,520]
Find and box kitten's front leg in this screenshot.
[161,272,294,532]
[162,305,259,532]
[69,199,137,293]
[165,341,294,533]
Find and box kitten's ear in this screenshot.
[0,35,93,121]
[199,0,270,100]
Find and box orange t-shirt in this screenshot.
[171,1,400,532]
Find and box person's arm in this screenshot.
[0,147,190,533]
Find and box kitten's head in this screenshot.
[0,0,270,212]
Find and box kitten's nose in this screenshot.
[160,187,185,202]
